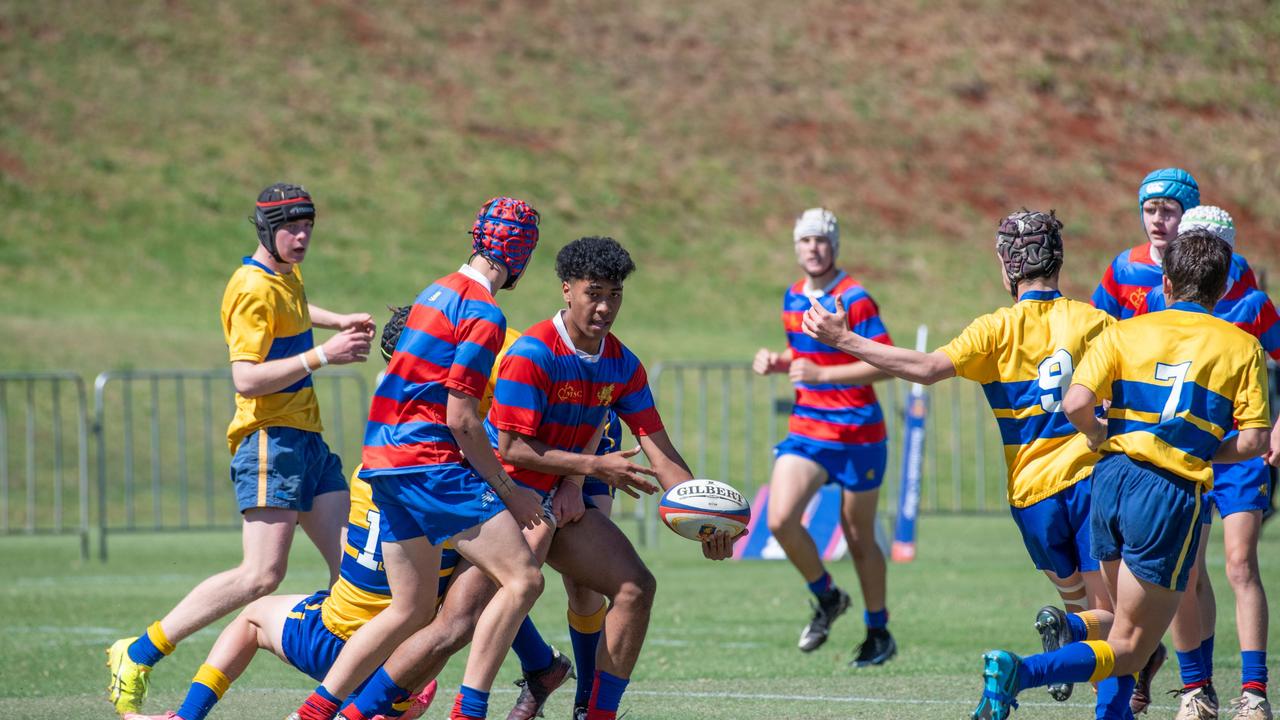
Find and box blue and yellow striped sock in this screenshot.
[1018,640,1115,692]
[127,621,175,667]
[1067,611,1105,642]
[569,603,607,707]
[176,664,231,720]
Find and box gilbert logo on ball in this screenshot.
[658,479,750,541]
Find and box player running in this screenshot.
[486,235,736,720]
[1139,206,1280,720]
[108,183,375,715]
[1092,168,1257,321]
[752,208,896,666]
[804,208,1127,708]
[969,229,1271,720]
[287,197,547,720]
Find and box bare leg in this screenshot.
[200,594,306,682]
[840,487,885,612]
[765,455,827,583]
[379,562,498,693]
[1105,561,1185,677]
[451,511,545,692]
[158,509,297,643]
[1222,511,1268,654]
[1171,527,1212,657]
[1044,570,1089,614]
[316,536,442,697]
[546,508,655,679]
[564,495,611,618]
[299,490,350,586]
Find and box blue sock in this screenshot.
[1200,636,1215,680]
[806,572,833,597]
[1095,675,1135,720]
[569,624,602,707]
[176,682,220,720]
[317,686,341,705]
[127,632,166,666]
[456,685,489,718]
[864,608,888,629]
[1066,614,1088,642]
[1242,650,1268,692]
[349,667,411,718]
[1019,643,1104,692]
[511,616,554,673]
[590,671,629,713]
[1178,648,1208,686]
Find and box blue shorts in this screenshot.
[1009,478,1098,578]
[231,428,347,513]
[774,435,886,493]
[281,591,346,683]
[1090,454,1205,591]
[1207,457,1271,520]
[371,463,504,546]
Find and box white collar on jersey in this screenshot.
[457,263,493,293]
[553,310,604,364]
[803,269,847,298]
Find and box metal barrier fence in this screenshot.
[0,372,92,559]
[92,369,369,560]
[634,361,1008,545]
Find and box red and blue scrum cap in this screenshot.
[471,196,540,288]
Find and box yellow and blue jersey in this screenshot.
[938,291,1114,508]
[322,472,392,640]
[1073,302,1271,488]
[221,257,322,454]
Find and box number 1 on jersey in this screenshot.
[1154,361,1192,423]
[356,509,381,570]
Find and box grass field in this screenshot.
[4,515,1279,720]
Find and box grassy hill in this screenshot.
[3,0,1279,377]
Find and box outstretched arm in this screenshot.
[802,296,954,385]
[498,430,659,498]
[637,430,739,560]
[309,304,375,333]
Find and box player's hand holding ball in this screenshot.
[659,479,750,562]
[589,446,660,498]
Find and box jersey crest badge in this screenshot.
[596,384,616,406]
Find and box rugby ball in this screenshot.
[658,479,751,541]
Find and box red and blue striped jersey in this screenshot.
[1140,285,1280,362]
[1092,243,1258,319]
[782,272,891,446]
[487,314,664,492]
[360,268,507,476]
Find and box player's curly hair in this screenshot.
[380,305,411,363]
[555,236,636,284]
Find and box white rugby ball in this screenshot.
[658,479,751,541]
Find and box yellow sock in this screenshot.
[568,602,607,634]
[147,621,176,656]
[1084,640,1116,683]
[192,664,232,699]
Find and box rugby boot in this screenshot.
[572,706,587,720]
[506,648,574,720]
[797,586,850,652]
[1172,684,1220,720]
[107,637,153,715]
[1033,606,1073,702]
[971,650,1022,720]
[850,626,897,667]
[1227,691,1272,720]
[1130,642,1168,714]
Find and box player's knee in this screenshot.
[239,565,286,598]
[766,510,797,536]
[615,567,657,611]
[1224,547,1260,588]
[507,566,545,609]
